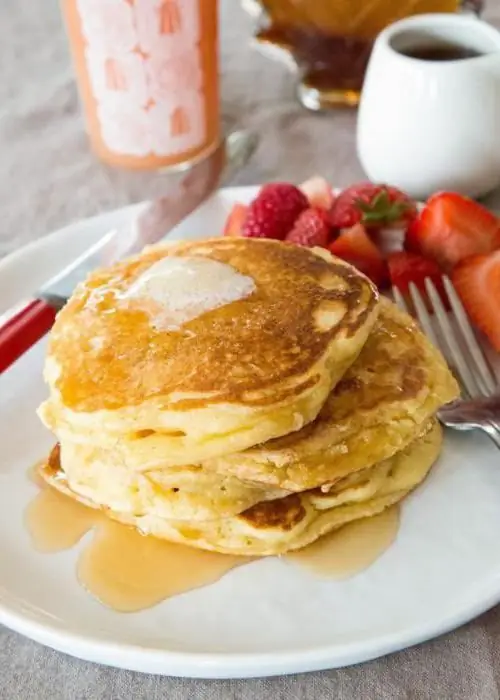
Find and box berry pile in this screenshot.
[223,178,500,351]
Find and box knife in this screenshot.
[0,130,257,374]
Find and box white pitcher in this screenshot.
[357,13,500,199]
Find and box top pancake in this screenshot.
[40,238,379,465]
[203,299,459,490]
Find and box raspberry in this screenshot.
[286,208,330,248]
[242,183,308,240]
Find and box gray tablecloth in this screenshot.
[2,1,500,698]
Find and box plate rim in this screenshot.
[1,185,499,679]
[0,186,255,279]
[2,576,500,678]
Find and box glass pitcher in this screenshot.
[244,0,483,109]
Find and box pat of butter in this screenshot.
[123,255,256,330]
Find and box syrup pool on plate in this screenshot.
[25,475,400,612]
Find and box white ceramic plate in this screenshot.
[1,186,500,679]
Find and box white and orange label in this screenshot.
[63,0,219,169]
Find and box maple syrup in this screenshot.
[286,507,399,579]
[25,475,400,611]
[25,487,244,612]
[254,0,461,107]
[400,42,484,61]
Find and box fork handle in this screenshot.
[0,299,57,374]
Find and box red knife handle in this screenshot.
[0,299,57,374]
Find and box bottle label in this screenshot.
[76,0,206,157]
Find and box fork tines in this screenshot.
[392,277,498,400]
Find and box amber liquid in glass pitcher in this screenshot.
[255,0,463,109]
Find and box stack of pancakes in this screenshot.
[38,237,459,556]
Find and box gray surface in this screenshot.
[2,1,500,698]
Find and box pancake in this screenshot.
[54,442,291,521]
[39,238,379,467]
[53,438,390,522]
[38,421,442,556]
[203,299,459,491]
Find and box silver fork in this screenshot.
[392,277,500,450]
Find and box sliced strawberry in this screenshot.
[407,192,500,270]
[329,182,417,231]
[452,250,500,351]
[329,223,387,286]
[299,176,335,211]
[286,208,330,247]
[223,203,248,237]
[242,183,308,240]
[404,216,421,253]
[387,251,448,308]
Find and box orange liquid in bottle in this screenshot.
[62,0,220,170]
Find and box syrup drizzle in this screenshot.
[286,507,399,579]
[25,478,399,612]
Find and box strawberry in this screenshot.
[299,176,335,211]
[452,250,500,351]
[329,182,417,230]
[223,203,248,237]
[242,183,308,240]
[329,224,387,286]
[286,208,330,247]
[404,216,421,254]
[387,251,447,308]
[406,192,500,270]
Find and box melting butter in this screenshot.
[123,256,256,330]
